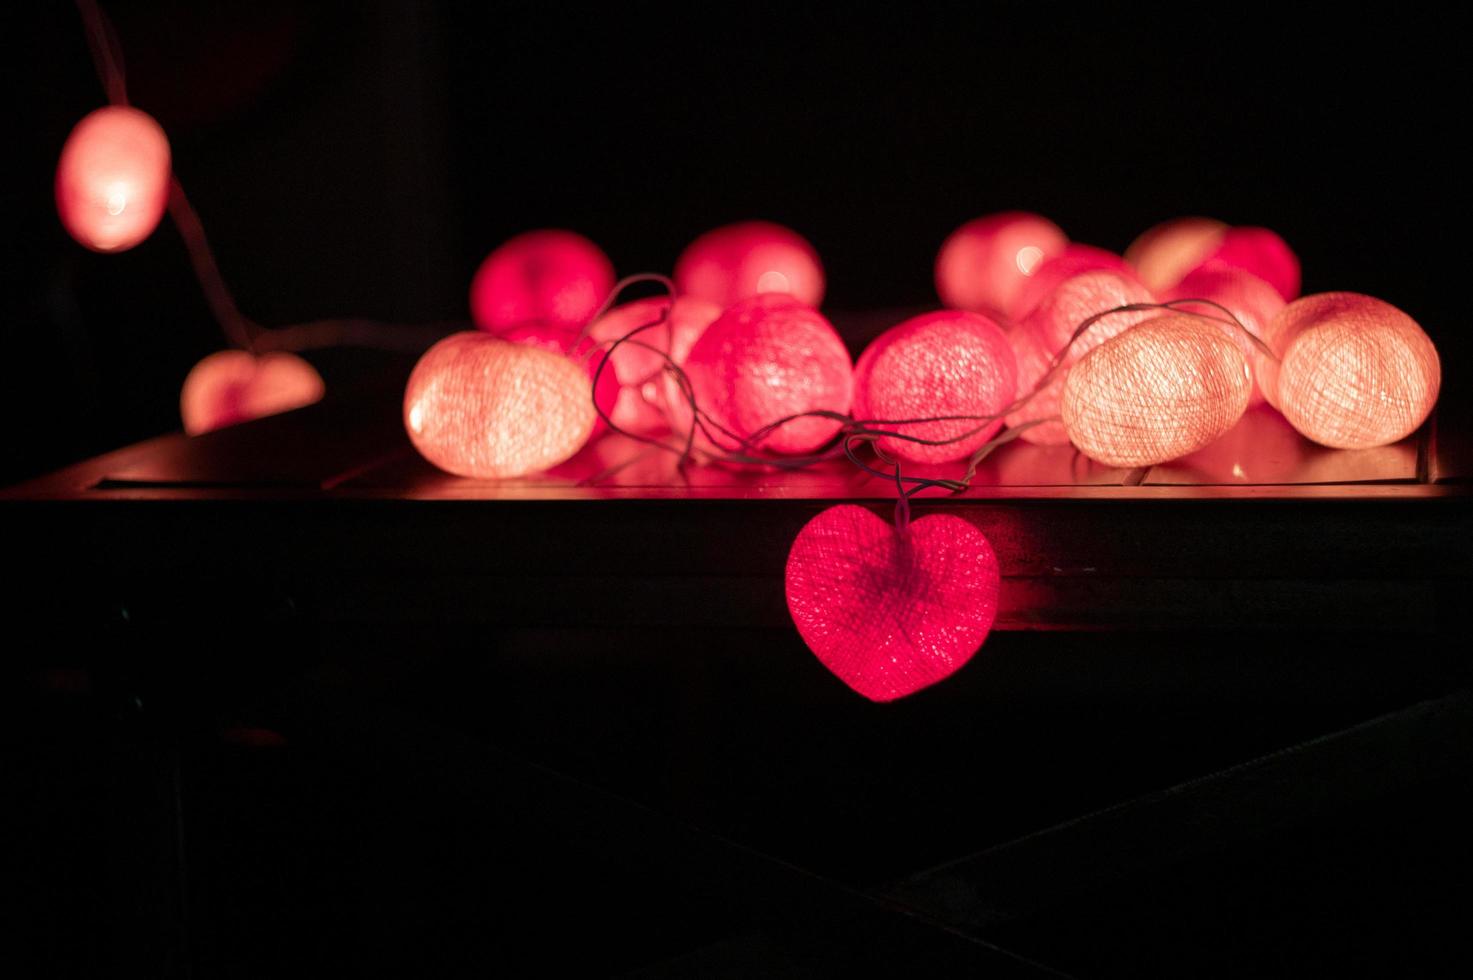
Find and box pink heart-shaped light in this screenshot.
[785,504,1000,702]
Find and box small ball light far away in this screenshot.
[469,229,615,332]
[1006,268,1156,443]
[1190,226,1301,302]
[494,321,620,436]
[1009,243,1130,322]
[1061,314,1252,468]
[785,504,1000,702]
[934,212,1068,318]
[680,293,852,454]
[56,106,172,253]
[1259,292,1440,450]
[674,221,825,309]
[853,311,1016,464]
[1123,216,1227,293]
[404,332,596,478]
[180,351,324,435]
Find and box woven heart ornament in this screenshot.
[785,505,1000,702]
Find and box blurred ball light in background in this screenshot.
[674,221,825,309]
[470,229,615,332]
[55,106,172,253]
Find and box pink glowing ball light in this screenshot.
[786,505,1000,702]
[934,212,1068,318]
[1006,269,1156,444]
[494,321,620,437]
[404,332,597,478]
[588,295,724,435]
[679,293,853,455]
[674,221,825,309]
[853,310,1016,464]
[56,106,172,253]
[1258,292,1440,450]
[469,229,615,332]
[1123,217,1227,293]
[180,350,325,435]
[1008,243,1131,322]
[1191,226,1301,302]
[1061,314,1252,468]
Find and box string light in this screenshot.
[179,350,324,435]
[469,229,615,332]
[1061,314,1253,467]
[55,105,171,253]
[852,311,1016,464]
[404,332,596,478]
[1260,292,1439,449]
[674,220,825,309]
[934,212,1068,318]
[679,293,852,454]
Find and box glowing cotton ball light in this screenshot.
[1009,243,1131,322]
[934,212,1068,318]
[680,293,852,454]
[1005,269,1156,443]
[495,321,620,436]
[1061,314,1252,468]
[674,221,825,309]
[469,229,614,332]
[1124,217,1227,293]
[1166,266,1284,405]
[1259,293,1439,449]
[404,332,596,478]
[853,311,1016,464]
[785,505,1000,702]
[56,106,171,253]
[588,295,723,434]
[180,350,325,435]
[1191,226,1301,302]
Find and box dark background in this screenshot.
[8,1,1467,485]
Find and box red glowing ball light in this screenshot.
[469,229,615,332]
[934,212,1068,318]
[404,332,596,478]
[680,293,852,454]
[180,351,325,435]
[853,311,1016,464]
[1006,269,1156,444]
[56,106,172,253]
[1008,243,1131,322]
[1190,226,1301,302]
[1259,292,1440,450]
[1165,266,1284,405]
[674,221,825,309]
[494,321,621,436]
[1061,314,1252,468]
[786,505,1000,702]
[1124,216,1227,294]
[588,295,724,434]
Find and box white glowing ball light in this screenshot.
[1061,314,1253,468]
[56,106,172,253]
[404,332,597,479]
[1259,292,1440,450]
